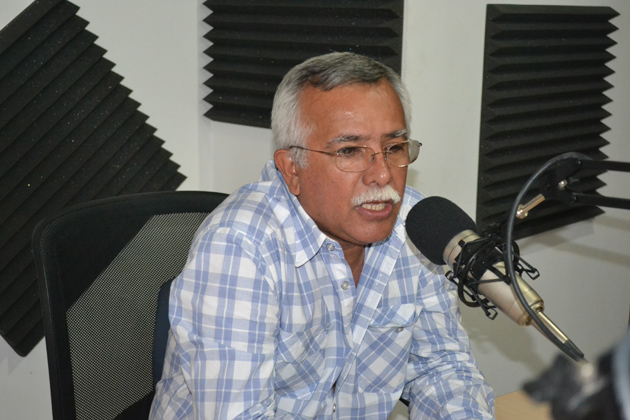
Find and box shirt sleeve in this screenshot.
[162,226,281,419]
[402,262,496,420]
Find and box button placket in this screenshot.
[326,242,351,293]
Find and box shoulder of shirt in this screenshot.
[203,184,288,243]
[194,167,296,250]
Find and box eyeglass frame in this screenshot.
[288,139,422,173]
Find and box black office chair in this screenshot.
[32,191,228,420]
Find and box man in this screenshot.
[151,52,495,419]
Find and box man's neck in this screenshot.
[342,246,365,287]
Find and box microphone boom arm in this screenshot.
[517,156,630,219]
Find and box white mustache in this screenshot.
[352,185,402,207]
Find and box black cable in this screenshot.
[505,151,589,363]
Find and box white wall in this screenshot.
[1,1,629,419]
[402,0,630,397]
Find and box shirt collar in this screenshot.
[261,161,328,267]
[262,160,408,268]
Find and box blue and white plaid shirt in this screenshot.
[150,161,494,419]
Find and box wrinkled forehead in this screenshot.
[299,82,407,149]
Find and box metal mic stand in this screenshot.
[510,152,630,420]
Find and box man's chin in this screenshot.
[358,224,397,246]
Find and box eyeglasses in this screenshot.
[289,139,422,173]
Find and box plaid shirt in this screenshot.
[150,161,494,420]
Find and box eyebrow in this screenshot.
[386,129,408,140]
[327,129,408,147]
[327,134,363,147]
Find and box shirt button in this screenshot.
[333,403,337,412]
[341,281,350,290]
[326,243,335,251]
[396,327,404,333]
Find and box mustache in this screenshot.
[352,185,402,207]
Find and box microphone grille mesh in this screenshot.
[405,196,478,265]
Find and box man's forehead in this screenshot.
[299,80,406,145]
[301,79,392,99]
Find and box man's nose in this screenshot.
[364,151,393,186]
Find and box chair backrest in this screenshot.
[32,191,228,420]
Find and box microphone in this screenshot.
[405,196,585,362]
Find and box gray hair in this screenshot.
[271,52,412,167]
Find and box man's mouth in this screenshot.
[351,185,402,210]
[360,202,388,211]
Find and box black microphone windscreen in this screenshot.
[405,196,478,265]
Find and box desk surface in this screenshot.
[496,390,552,420]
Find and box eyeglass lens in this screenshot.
[335,141,420,172]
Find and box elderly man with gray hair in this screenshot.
[151,52,495,420]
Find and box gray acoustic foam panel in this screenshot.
[0,0,186,356]
[478,5,617,239]
[203,0,404,128]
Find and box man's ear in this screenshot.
[274,149,301,196]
